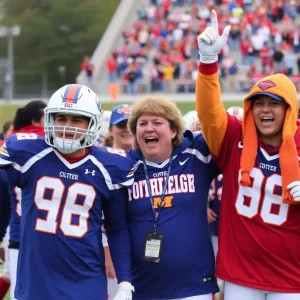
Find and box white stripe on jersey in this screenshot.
[182,148,212,164]
[0,157,15,165]
[0,148,54,172]
[22,147,54,173]
[1,147,133,191]
[89,156,127,190]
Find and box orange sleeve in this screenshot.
[196,69,228,157]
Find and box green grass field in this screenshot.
[0,101,244,130]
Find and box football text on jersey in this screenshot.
[128,174,195,202]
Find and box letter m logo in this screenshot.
[153,196,174,208]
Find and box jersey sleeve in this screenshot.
[104,147,134,188]
[0,136,28,188]
[0,134,37,168]
[102,188,131,283]
[196,65,228,158]
[193,133,221,180]
[213,115,243,172]
[0,171,10,243]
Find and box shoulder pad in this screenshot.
[0,134,50,168]
[91,146,134,187]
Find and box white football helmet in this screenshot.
[44,84,103,154]
[98,110,112,138]
[183,110,198,130]
[226,106,244,120]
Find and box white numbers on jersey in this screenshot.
[34,176,96,237]
[236,168,289,226]
[14,186,22,217]
[15,133,38,140]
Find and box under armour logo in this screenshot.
[85,169,95,176]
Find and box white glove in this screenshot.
[287,181,300,201]
[112,281,134,300]
[197,10,231,63]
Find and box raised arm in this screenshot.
[196,10,231,157]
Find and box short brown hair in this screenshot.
[103,134,113,147]
[128,97,185,150]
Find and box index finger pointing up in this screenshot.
[211,10,218,31]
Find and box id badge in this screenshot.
[143,232,163,263]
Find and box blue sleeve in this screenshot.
[0,136,35,188]
[103,148,134,187]
[103,188,131,283]
[0,134,40,167]
[0,171,10,242]
[193,133,221,180]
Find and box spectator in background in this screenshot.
[149,63,162,92]
[125,63,138,95]
[240,39,251,66]
[163,61,175,93]
[81,56,94,88]
[292,28,300,53]
[0,121,13,145]
[284,48,296,76]
[273,46,284,72]
[13,101,46,131]
[108,104,133,152]
[297,56,300,75]
[138,5,147,21]
[107,54,117,83]
[228,24,241,51]
[228,61,239,91]
[107,0,300,93]
[260,42,271,73]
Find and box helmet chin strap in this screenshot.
[54,137,82,154]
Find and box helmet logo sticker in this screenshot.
[64,102,74,108]
[62,84,83,104]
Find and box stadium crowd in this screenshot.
[106,0,300,94]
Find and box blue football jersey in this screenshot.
[0,134,134,300]
[5,184,21,243]
[209,175,223,237]
[0,171,10,243]
[127,131,220,299]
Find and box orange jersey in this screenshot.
[196,63,300,292]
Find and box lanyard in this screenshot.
[143,155,173,232]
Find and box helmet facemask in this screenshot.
[44,108,102,154]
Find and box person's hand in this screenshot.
[287,181,300,201]
[112,282,134,300]
[197,10,231,63]
[0,244,5,264]
[207,207,217,223]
